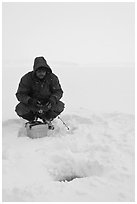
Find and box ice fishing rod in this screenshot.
[58,116,70,131]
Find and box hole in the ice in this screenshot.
[58,175,83,182]
[48,159,104,182]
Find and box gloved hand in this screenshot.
[28,98,40,107]
[41,102,52,112]
[37,102,51,115]
[49,96,57,106]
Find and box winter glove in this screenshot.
[37,99,52,110]
[45,101,52,110]
[41,102,52,111]
[28,98,40,107]
[37,102,52,115]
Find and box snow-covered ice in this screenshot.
[2,109,135,202]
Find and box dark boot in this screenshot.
[42,118,54,130]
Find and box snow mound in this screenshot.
[2,112,135,202]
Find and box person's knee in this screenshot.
[15,102,30,116]
[55,101,65,114]
[48,101,65,119]
[21,112,36,121]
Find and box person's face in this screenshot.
[36,68,47,79]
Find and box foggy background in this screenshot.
[2,2,135,120]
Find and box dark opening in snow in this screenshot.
[49,160,104,182]
[58,175,83,182]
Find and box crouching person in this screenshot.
[15,56,65,129]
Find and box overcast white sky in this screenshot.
[2,2,135,120]
[3,2,134,65]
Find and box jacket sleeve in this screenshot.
[50,74,63,101]
[16,74,31,104]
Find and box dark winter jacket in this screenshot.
[16,57,63,105]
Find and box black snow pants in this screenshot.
[15,101,65,121]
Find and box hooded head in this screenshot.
[33,56,52,74]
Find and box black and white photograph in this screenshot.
[2,1,135,202]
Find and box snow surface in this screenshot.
[2,109,135,202]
